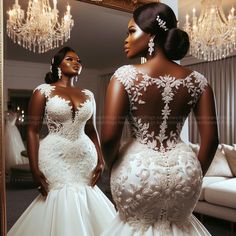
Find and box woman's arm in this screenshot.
[27,90,48,196]
[101,77,129,169]
[193,85,219,175]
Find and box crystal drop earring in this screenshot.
[58,67,62,79]
[78,65,82,75]
[148,37,155,56]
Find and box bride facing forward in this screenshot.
[8,47,116,236]
[101,3,218,236]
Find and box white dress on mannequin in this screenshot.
[5,111,28,172]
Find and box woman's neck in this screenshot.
[55,76,71,87]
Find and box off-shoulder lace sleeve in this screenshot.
[33,84,55,98]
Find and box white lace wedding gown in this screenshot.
[101,65,211,236]
[8,84,116,236]
[5,112,28,172]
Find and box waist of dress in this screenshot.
[45,131,90,142]
[129,137,185,153]
[48,181,91,191]
[120,214,191,233]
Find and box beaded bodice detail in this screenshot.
[114,65,208,152]
[35,84,94,141]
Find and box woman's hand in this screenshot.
[90,161,105,187]
[32,169,49,197]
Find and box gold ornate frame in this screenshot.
[78,0,159,12]
[0,0,6,235]
[79,0,136,12]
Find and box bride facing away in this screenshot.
[7,46,116,236]
[101,3,218,236]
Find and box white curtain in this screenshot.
[187,56,236,144]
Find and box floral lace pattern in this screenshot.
[34,84,97,189]
[111,65,207,233]
[114,65,208,152]
[111,141,203,233]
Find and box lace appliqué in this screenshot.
[34,85,98,189]
[114,65,208,152]
[45,90,93,141]
[34,83,55,98]
[111,142,202,234]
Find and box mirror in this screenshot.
[1,0,141,234]
[1,0,177,234]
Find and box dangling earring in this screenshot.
[58,67,62,79]
[148,37,155,56]
[78,65,82,75]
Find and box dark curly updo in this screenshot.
[45,46,76,84]
[133,3,189,60]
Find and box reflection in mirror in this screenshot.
[3,0,138,234]
[1,0,6,235]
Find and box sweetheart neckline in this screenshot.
[47,93,91,121]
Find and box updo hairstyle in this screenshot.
[133,3,190,60]
[45,46,76,84]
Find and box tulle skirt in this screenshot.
[5,123,28,171]
[8,184,116,236]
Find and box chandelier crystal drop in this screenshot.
[183,0,236,61]
[7,0,74,53]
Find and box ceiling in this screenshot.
[3,0,235,70]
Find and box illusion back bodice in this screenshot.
[114,65,208,152]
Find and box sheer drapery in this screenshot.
[187,56,236,144]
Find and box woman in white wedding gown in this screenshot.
[5,104,28,172]
[101,3,218,236]
[8,47,115,236]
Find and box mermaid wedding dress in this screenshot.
[101,65,211,236]
[8,84,116,236]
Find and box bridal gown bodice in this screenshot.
[6,112,17,126]
[8,84,116,236]
[110,65,209,234]
[35,84,98,190]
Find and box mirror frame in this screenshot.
[79,0,136,12]
[0,0,6,235]
[78,0,160,12]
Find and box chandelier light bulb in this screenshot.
[183,0,236,61]
[6,0,74,53]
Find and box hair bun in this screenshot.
[164,28,190,60]
[44,72,54,84]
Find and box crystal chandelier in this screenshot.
[6,0,74,53]
[183,0,236,61]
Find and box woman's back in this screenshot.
[113,65,208,152]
